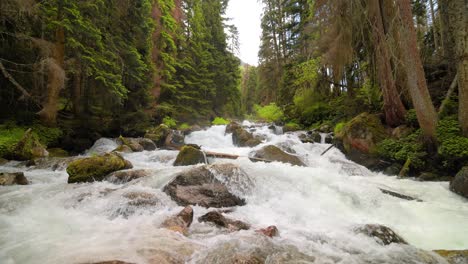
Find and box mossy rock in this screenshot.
[0,172,29,185]
[450,166,468,198]
[174,145,206,166]
[283,123,301,133]
[225,122,241,134]
[232,128,261,147]
[47,148,69,158]
[118,136,144,152]
[144,124,170,147]
[8,129,48,161]
[112,144,133,153]
[252,145,306,166]
[434,250,468,264]
[67,152,133,183]
[338,112,387,154]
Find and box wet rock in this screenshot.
[86,261,135,264]
[306,131,322,143]
[354,224,407,245]
[198,211,250,231]
[299,133,314,144]
[164,130,185,150]
[8,128,48,161]
[383,163,402,176]
[161,206,194,235]
[105,169,150,183]
[123,191,159,206]
[182,125,202,136]
[137,138,157,151]
[145,124,171,147]
[252,145,305,166]
[112,145,133,153]
[225,122,241,134]
[324,134,333,144]
[283,123,301,133]
[418,172,443,182]
[319,124,332,133]
[67,152,133,183]
[434,250,468,264]
[450,166,468,198]
[163,165,245,208]
[0,172,29,185]
[255,226,279,238]
[232,128,262,147]
[173,145,206,166]
[147,250,184,264]
[231,255,263,264]
[119,137,144,152]
[47,148,69,157]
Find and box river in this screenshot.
[0,123,467,263]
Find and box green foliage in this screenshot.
[212,117,230,125]
[162,116,177,129]
[355,79,382,112]
[31,124,63,146]
[254,103,284,122]
[436,118,468,170]
[0,125,25,158]
[284,122,302,132]
[334,122,346,136]
[405,109,419,127]
[377,130,427,170]
[292,89,332,126]
[179,123,191,130]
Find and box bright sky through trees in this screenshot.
[226,0,263,65]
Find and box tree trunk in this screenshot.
[447,0,468,136]
[438,0,456,73]
[72,62,82,116]
[429,0,440,50]
[396,0,438,143]
[368,0,407,127]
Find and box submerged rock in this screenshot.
[105,169,150,183]
[173,145,206,166]
[0,172,29,185]
[161,206,194,235]
[163,165,246,208]
[354,224,407,245]
[450,166,468,198]
[8,128,48,161]
[252,145,305,166]
[255,226,279,238]
[434,249,468,264]
[198,211,250,231]
[67,153,133,183]
[123,191,159,207]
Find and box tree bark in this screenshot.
[438,0,456,73]
[368,0,407,127]
[429,0,440,50]
[396,0,438,143]
[447,0,468,136]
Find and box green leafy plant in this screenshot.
[179,123,191,130]
[212,117,230,125]
[254,103,284,122]
[162,116,177,128]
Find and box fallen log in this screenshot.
[320,144,335,156]
[379,188,423,202]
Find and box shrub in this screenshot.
[179,123,191,130]
[284,122,302,132]
[377,130,427,170]
[254,103,284,122]
[212,117,230,125]
[436,118,468,170]
[162,116,177,128]
[405,109,419,128]
[334,122,346,136]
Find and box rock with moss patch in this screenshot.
[225,122,241,134]
[232,128,261,147]
[434,250,468,264]
[119,137,144,152]
[8,129,48,161]
[450,166,468,198]
[112,145,133,153]
[252,145,305,166]
[66,153,133,183]
[283,123,301,133]
[105,169,150,183]
[0,172,29,185]
[173,146,206,166]
[354,224,407,245]
[144,124,170,147]
[137,138,157,151]
[47,148,69,158]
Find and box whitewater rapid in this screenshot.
[0,124,467,264]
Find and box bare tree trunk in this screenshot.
[447,0,468,136]
[396,0,438,143]
[438,0,456,73]
[368,0,406,127]
[429,0,440,50]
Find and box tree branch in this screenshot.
[0,60,41,106]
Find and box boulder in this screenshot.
[119,137,144,152]
[252,145,305,166]
[324,134,333,144]
[123,191,159,207]
[161,206,194,235]
[383,163,402,176]
[105,169,150,183]
[354,224,407,245]
[232,128,262,147]
[112,145,133,153]
[198,211,250,231]
[173,145,206,166]
[392,125,413,139]
[450,167,468,198]
[298,133,314,144]
[434,250,468,264]
[144,124,171,147]
[137,138,157,151]
[255,226,279,238]
[0,172,29,185]
[47,148,69,157]
[225,122,241,134]
[67,153,133,183]
[164,130,185,150]
[163,165,245,208]
[283,123,301,133]
[8,128,48,161]
[318,124,332,133]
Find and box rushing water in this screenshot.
[1,124,467,264]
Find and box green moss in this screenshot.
[179,123,191,130]
[173,145,206,166]
[0,126,25,158]
[144,124,170,146]
[436,118,468,170]
[212,117,230,125]
[340,113,387,154]
[405,109,419,127]
[47,148,69,157]
[377,130,427,170]
[334,122,346,137]
[67,153,131,183]
[162,116,177,128]
[283,122,302,132]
